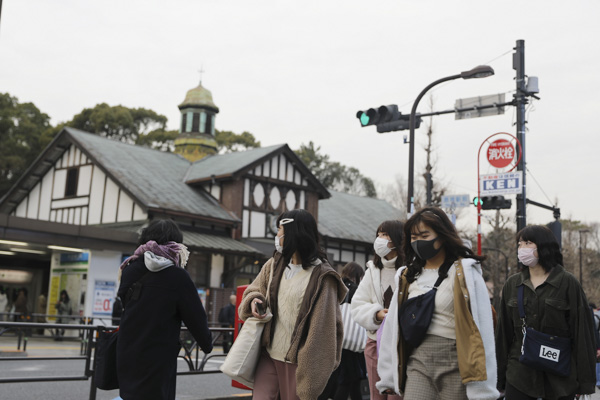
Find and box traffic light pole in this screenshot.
[514,40,527,233]
[408,74,462,217]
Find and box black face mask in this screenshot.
[411,237,441,260]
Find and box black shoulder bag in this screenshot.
[398,272,447,349]
[517,285,571,377]
[95,271,151,390]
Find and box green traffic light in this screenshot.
[359,113,370,126]
[473,197,483,206]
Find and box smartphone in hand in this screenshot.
[256,302,266,315]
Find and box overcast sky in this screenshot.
[1,0,599,232]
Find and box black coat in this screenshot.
[117,257,213,400]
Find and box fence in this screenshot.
[0,319,232,400]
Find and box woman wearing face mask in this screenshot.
[351,220,404,400]
[377,207,498,399]
[238,209,347,400]
[495,225,596,400]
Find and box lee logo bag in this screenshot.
[517,285,571,377]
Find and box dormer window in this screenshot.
[65,167,79,197]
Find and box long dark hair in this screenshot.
[60,290,70,303]
[372,220,404,270]
[341,261,365,284]
[517,225,563,272]
[139,219,183,245]
[404,207,485,283]
[277,209,327,269]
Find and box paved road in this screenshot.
[3,334,600,400]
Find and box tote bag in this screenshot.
[220,261,274,388]
[220,312,272,388]
[95,328,119,390]
[341,302,367,352]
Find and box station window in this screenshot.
[65,168,79,197]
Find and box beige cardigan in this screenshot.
[239,253,348,400]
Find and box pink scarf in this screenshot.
[120,241,181,269]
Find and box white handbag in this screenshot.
[341,302,367,352]
[220,260,274,388]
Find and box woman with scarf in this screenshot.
[238,209,347,400]
[116,219,212,400]
[351,220,404,400]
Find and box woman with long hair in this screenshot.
[351,220,404,400]
[238,209,347,400]
[495,225,596,399]
[377,207,498,399]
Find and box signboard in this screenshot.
[441,194,470,209]
[487,139,515,168]
[60,252,89,265]
[455,93,505,120]
[93,280,116,315]
[479,171,523,195]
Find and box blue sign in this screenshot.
[479,171,523,195]
[441,194,470,209]
[59,252,89,265]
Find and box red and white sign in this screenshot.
[487,139,515,168]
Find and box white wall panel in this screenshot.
[50,210,56,222]
[88,167,106,225]
[132,204,146,221]
[74,207,82,225]
[15,199,27,217]
[77,165,92,196]
[81,207,88,225]
[27,183,40,219]
[243,179,250,207]
[52,197,89,209]
[210,184,220,200]
[242,209,249,238]
[249,211,266,238]
[294,170,301,185]
[117,192,134,222]
[286,162,294,182]
[39,170,53,220]
[53,169,67,199]
[61,151,69,169]
[102,180,119,224]
[279,157,286,181]
[210,254,225,288]
[270,156,278,178]
[262,161,269,177]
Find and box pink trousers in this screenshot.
[365,338,403,400]
[253,350,299,400]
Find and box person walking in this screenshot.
[218,294,236,353]
[333,261,367,400]
[54,289,72,339]
[0,287,8,321]
[116,219,213,400]
[377,207,498,399]
[238,209,347,400]
[495,225,596,399]
[351,220,404,400]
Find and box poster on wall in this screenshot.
[93,280,116,315]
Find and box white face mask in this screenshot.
[275,235,284,253]
[374,237,394,258]
[518,247,539,267]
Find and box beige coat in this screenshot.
[239,253,348,400]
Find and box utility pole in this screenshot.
[514,40,527,232]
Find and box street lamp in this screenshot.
[579,229,590,283]
[406,65,494,215]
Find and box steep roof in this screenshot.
[318,190,402,243]
[185,144,330,199]
[0,128,238,223]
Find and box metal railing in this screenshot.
[0,320,233,400]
